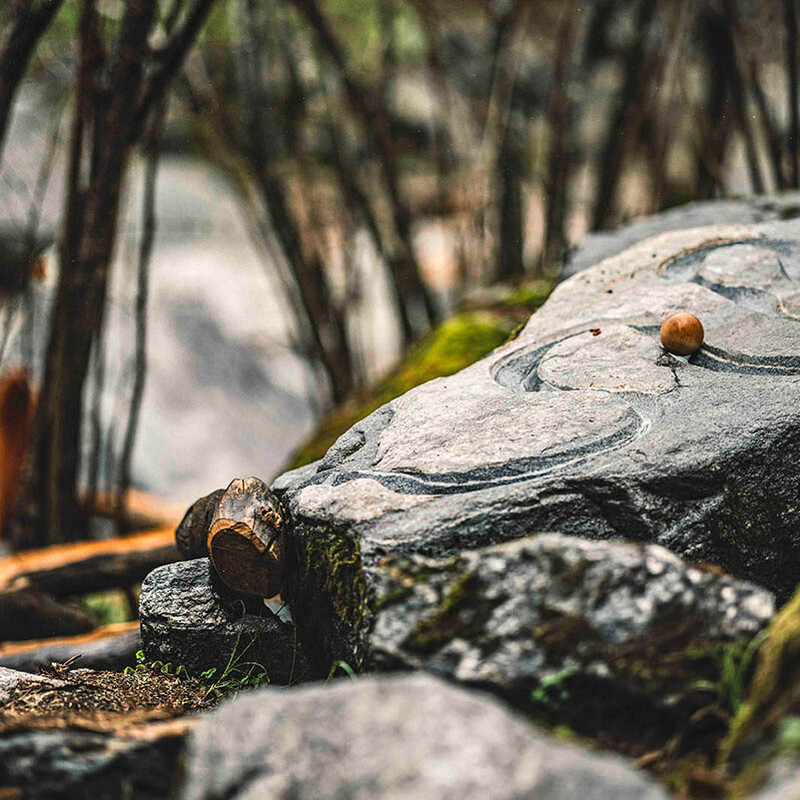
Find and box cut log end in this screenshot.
[178,477,287,598]
[207,518,283,598]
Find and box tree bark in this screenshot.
[541,1,580,273]
[206,477,285,598]
[591,0,660,230]
[0,0,65,162]
[786,0,800,187]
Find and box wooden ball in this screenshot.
[660,312,704,356]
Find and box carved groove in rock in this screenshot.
[278,221,800,613]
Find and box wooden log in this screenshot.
[0,577,95,641]
[207,477,285,598]
[0,621,140,672]
[174,488,225,558]
[0,527,179,598]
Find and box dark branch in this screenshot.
[0,0,65,161]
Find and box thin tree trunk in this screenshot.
[288,0,439,333]
[114,103,165,533]
[0,0,65,163]
[496,134,524,281]
[591,0,658,230]
[750,63,788,190]
[541,0,579,273]
[695,12,733,198]
[319,70,416,346]
[721,1,764,195]
[786,0,800,187]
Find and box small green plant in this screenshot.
[124,650,188,678]
[531,667,578,709]
[200,604,271,699]
[327,660,357,681]
[124,605,283,699]
[690,630,767,717]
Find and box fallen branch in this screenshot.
[0,621,139,672]
[0,526,179,598]
[0,577,95,641]
[207,478,285,598]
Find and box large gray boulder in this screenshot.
[139,558,306,683]
[181,673,668,800]
[561,193,800,279]
[369,534,773,746]
[275,219,800,677]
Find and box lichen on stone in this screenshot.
[287,523,369,672]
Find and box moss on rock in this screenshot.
[721,583,800,767]
[404,570,482,654]
[286,524,368,675]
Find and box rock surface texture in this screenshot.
[182,673,668,800]
[139,558,305,682]
[370,534,773,744]
[561,193,800,279]
[275,219,800,674]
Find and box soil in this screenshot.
[0,667,213,734]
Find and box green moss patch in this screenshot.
[287,525,368,674]
[404,571,483,653]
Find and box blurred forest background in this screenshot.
[0,0,797,552]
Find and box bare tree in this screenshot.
[288,0,440,334]
[10,0,217,549]
[541,0,581,272]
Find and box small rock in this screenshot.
[139,558,306,683]
[181,673,668,800]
